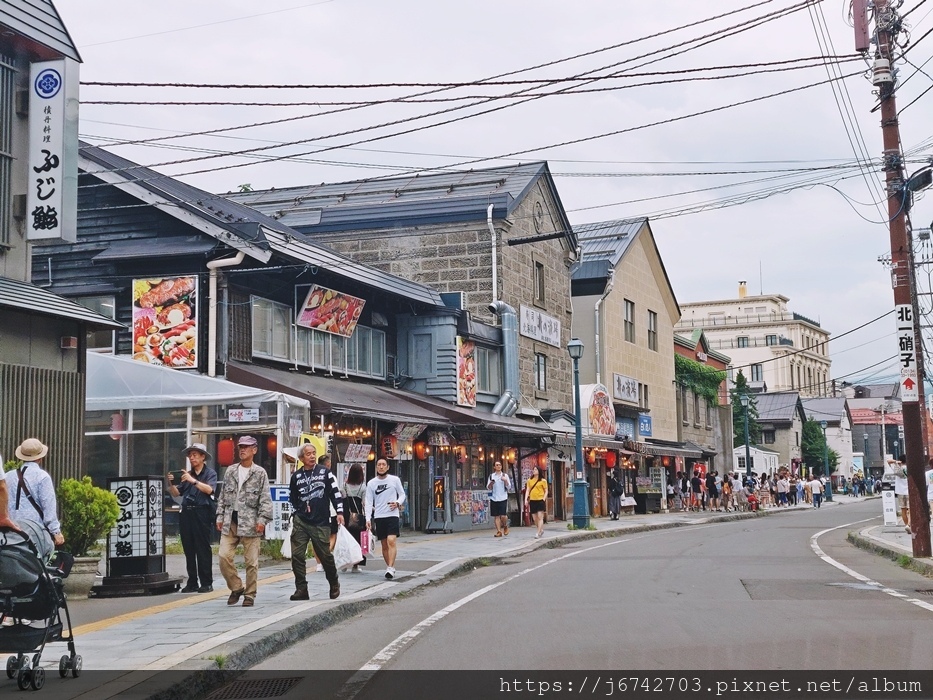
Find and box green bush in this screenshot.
[57,476,120,557]
[3,459,22,473]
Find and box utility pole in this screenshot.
[865,0,931,556]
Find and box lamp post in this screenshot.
[863,433,869,476]
[739,393,752,481]
[820,419,832,502]
[568,338,590,529]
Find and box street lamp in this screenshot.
[739,393,752,481]
[820,419,832,502]
[863,433,869,475]
[568,337,590,529]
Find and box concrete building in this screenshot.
[676,283,831,397]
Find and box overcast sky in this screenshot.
[55,0,933,386]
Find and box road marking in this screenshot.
[810,519,933,613]
[336,538,631,699]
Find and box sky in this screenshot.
[54,0,933,386]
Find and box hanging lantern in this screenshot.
[266,435,277,454]
[414,442,427,460]
[605,450,617,468]
[537,451,548,469]
[586,449,597,465]
[217,438,235,466]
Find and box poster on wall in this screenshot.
[132,276,198,368]
[471,492,489,524]
[297,284,365,338]
[453,490,472,516]
[579,384,616,436]
[456,337,477,407]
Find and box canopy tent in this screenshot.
[86,353,309,410]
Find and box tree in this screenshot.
[730,370,762,448]
[801,418,839,476]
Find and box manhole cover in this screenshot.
[915,589,933,596]
[206,677,303,699]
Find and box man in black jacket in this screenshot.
[289,443,343,600]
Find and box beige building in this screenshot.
[676,283,832,397]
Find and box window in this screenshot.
[534,353,547,392]
[766,334,777,346]
[295,324,386,379]
[251,296,291,361]
[738,456,754,470]
[0,53,12,248]
[705,400,712,428]
[681,386,689,424]
[639,383,649,410]
[693,393,701,426]
[647,310,658,351]
[736,336,749,348]
[476,346,501,394]
[624,299,635,343]
[533,260,545,304]
[77,296,116,352]
[750,364,763,382]
[763,430,776,444]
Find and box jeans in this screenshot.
[813,493,822,508]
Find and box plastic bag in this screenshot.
[333,524,363,571]
[280,529,292,559]
[360,529,370,556]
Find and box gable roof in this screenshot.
[0,0,80,61]
[800,397,851,426]
[673,328,731,365]
[77,143,444,309]
[226,162,574,244]
[0,275,123,329]
[755,391,804,424]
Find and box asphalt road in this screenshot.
[240,500,931,693]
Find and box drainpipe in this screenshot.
[207,252,246,377]
[593,269,615,386]
[489,300,519,416]
[487,204,497,305]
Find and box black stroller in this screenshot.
[0,524,82,691]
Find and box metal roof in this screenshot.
[800,397,849,425]
[77,143,444,309]
[755,391,803,424]
[0,275,124,329]
[227,162,574,239]
[574,218,647,268]
[92,236,219,262]
[0,0,80,61]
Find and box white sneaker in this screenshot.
[385,567,395,580]
[315,563,324,572]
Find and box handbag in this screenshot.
[360,529,370,556]
[344,489,365,530]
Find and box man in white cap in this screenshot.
[167,443,217,593]
[3,438,64,546]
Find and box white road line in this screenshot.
[810,518,933,613]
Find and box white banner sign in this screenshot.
[229,408,260,423]
[895,304,919,402]
[519,305,561,347]
[882,490,898,527]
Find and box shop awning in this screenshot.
[86,353,309,410]
[227,362,452,426]
[644,442,704,459]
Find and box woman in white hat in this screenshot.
[3,438,64,546]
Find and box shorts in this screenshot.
[708,487,719,498]
[373,516,400,540]
[529,499,546,514]
[490,499,508,517]
[897,494,909,509]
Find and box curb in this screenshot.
[846,531,933,579]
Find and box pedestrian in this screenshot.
[524,465,548,538]
[608,466,624,519]
[341,463,368,572]
[366,458,406,580]
[215,435,273,607]
[4,438,64,546]
[706,470,720,512]
[288,443,342,601]
[925,460,933,519]
[690,471,702,512]
[721,475,732,512]
[892,458,910,533]
[809,474,823,508]
[776,474,789,507]
[167,443,217,593]
[487,460,512,535]
[311,454,338,573]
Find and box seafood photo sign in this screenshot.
[297,284,365,338]
[132,276,198,368]
[456,337,477,407]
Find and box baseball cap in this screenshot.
[237,435,258,447]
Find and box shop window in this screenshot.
[77,296,116,352]
[0,54,12,248]
[647,310,658,351]
[251,296,291,361]
[534,353,547,391]
[624,299,635,343]
[476,346,501,394]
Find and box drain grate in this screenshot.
[206,677,304,699]
[915,589,933,597]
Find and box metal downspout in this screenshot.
[489,300,519,416]
[207,252,246,377]
[487,204,497,306]
[594,269,615,386]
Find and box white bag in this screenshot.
[333,524,363,571]
[280,528,292,559]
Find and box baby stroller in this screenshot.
[0,523,82,691]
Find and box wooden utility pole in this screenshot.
[870,0,932,556]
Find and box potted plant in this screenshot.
[57,477,119,599]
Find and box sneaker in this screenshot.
[180,585,198,593]
[329,582,340,599]
[242,596,255,607]
[290,588,309,601]
[227,588,245,606]
[351,565,360,573]
[385,567,395,580]
[534,533,541,539]
[197,585,213,593]
[315,563,324,572]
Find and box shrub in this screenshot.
[57,476,120,557]
[3,459,22,473]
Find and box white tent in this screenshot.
[86,353,309,410]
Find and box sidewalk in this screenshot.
[8,494,927,699]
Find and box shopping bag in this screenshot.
[333,524,364,571]
[359,529,370,556]
[280,529,292,559]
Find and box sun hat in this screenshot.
[15,438,49,462]
[182,443,212,459]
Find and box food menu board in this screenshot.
[109,477,163,559]
[456,337,477,407]
[297,284,365,338]
[132,276,198,368]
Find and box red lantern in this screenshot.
[537,450,548,469]
[217,438,235,466]
[604,450,617,468]
[266,435,277,454]
[586,449,596,465]
[414,442,427,460]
